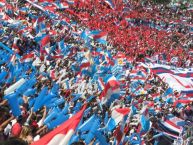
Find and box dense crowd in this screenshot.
[0,0,193,145]
[67,0,193,67]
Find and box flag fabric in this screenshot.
[151,64,193,78]
[6,93,21,117]
[163,87,173,97]
[145,63,193,96]
[84,118,100,144]
[41,35,50,47]
[20,52,35,62]
[10,54,16,64]
[93,31,108,44]
[78,115,96,132]
[80,59,91,70]
[0,1,6,7]
[50,69,56,80]
[140,114,151,135]
[159,119,183,135]
[159,73,193,95]
[104,0,115,9]
[97,77,105,91]
[167,115,185,127]
[99,76,120,104]
[94,130,109,145]
[4,78,26,95]
[173,99,193,107]
[31,105,86,145]
[107,108,130,131]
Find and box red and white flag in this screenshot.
[50,69,56,80]
[31,105,86,145]
[41,35,50,47]
[20,52,35,62]
[99,76,120,104]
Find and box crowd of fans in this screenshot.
[0,0,193,145]
[66,0,193,67]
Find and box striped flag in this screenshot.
[20,52,35,62]
[31,105,86,145]
[160,119,183,135]
[93,31,108,44]
[97,77,105,91]
[107,108,130,131]
[41,35,50,47]
[50,69,56,80]
[145,63,193,96]
[99,76,120,104]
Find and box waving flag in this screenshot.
[140,114,151,135]
[12,43,20,53]
[163,87,173,97]
[107,108,130,131]
[104,0,115,9]
[41,35,50,47]
[19,7,29,15]
[146,63,193,96]
[10,54,16,64]
[160,73,193,95]
[80,30,89,42]
[40,35,50,56]
[58,40,65,51]
[84,118,100,144]
[0,12,13,23]
[32,105,86,145]
[97,77,105,91]
[159,119,183,135]
[173,99,193,107]
[167,116,185,127]
[94,130,108,145]
[6,93,21,117]
[93,31,108,45]
[80,59,91,70]
[78,115,96,132]
[33,16,45,33]
[151,65,193,78]
[20,52,35,62]
[4,78,26,95]
[99,76,120,104]
[50,69,57,80]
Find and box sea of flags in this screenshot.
[0,0,192,145]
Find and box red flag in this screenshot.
[41,35,50,47]
[31,105,86,145]
[12,44,20,53]
[20,52,35,62]
[50,69,56,80]
[80,62,91,70]
[93,31,108,40]
[99,76,120,103]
